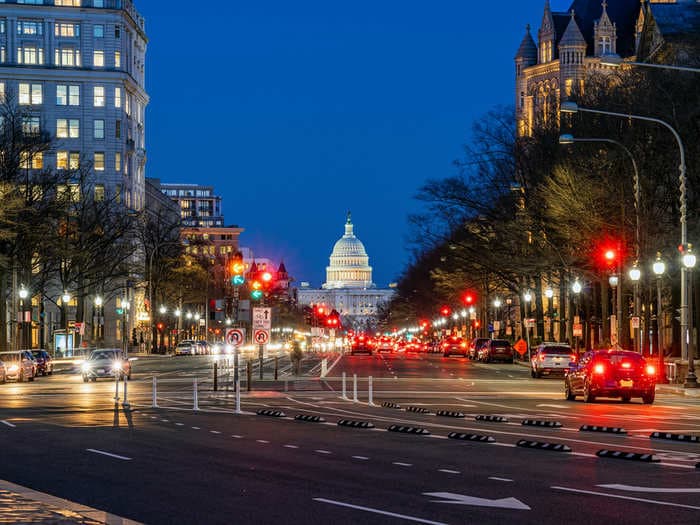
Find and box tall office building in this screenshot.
[0,0,148,209]
[155,181,225,228]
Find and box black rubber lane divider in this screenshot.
[580,425,627,434]
[596,449,659,462]
[696,463,700,469]
[436,410,465,418]
[448,432,495,443]
[650,431,700,443]
[382,402,402,409]
[475,415,508,423]
[337,419,375,429]
[516,439,571,452]
[522,419,562,428]
[405,406,430,414]
[387,424,430,435]
[256,409,286,417]
[294,414,325,423]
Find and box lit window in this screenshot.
[20,151,43,169]
[93,119,104,139]
[93,86,105,107]
[55,23,80,37]
[19,83,42,105]
[0,46,5,63]
[115,152,121,172]
[56,118,79,138]
[55,48,80,67]
[17,46,43,65]
[55,0,81,6]
[56,151,68,170]
[69,152,79,170]
[94,152,104,171]
[56,85,80,105]
[22,116,40,135]
[114,51,120,68]
[93,24,104,38]
[17,20,43,36]
[93,50,104,67]
[115,184,121,203]
[69,85,79,105]
[0,83,5,102]
[94,184,105,202]
[114,87,122,108]
[0,20,5,34]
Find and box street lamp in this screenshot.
[682,245,697,388]
[561,101,690,363]
[572,280,582,354]
[18,286,28,350]
[94,296,103,344]
[523,291,532,360]
[544,287,554,341]
[653,253,667,383]
[61,291,71,355]
[629,263,642,353]
[608,274,621,346]
[122,298,130,356]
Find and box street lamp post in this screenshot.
[544,287,554,341]
[18,286,28,350]
[122,298,130,357]
[572,279,582,354]
[683,246,697,388]
[629,263,642,354]
[94,296,103,345]
[561,101,690,364]
[62,291,71,355]
[608,274,621,346]
[174,308,181,345]
[159,305,167,352]
[523,291,532,360]
[653,253,667,383]
[493,298,502,337]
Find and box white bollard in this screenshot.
[341,372,347,400]
[113,372,119,401]
[321,358,328,378]
[193,377,200,411]
[152,376,158,408]
[122,376,130,409]
[235,379,241,414]
[368,376,374,406]
[353,374,358,402]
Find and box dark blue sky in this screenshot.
[140,1,563,287]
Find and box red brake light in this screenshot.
[646,365,656,376]
[621,362,631,369]
[593,363,605,375]
[569,354,577,363]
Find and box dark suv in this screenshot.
[478,339,515,363]
[469,338,490,360]
[31,350,53,376]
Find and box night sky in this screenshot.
[139,1,564,287]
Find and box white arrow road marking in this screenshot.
[552,486,700,510]
[598,484,700,494]
[86,449,131,461]
[313,498,448,525]
[1,420,16,428]
[424,492,530,510]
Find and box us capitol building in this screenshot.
[297,213,394,330]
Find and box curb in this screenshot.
[448,432,495,443]
[580,425,627,434]
[405,406,430,414]
[517,439,571,452]
[655,385,700,398]
[596,449,659,462]
[387,425,430,435]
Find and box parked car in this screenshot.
[0,359,6,383]
[349,334,373,356]
[530,343,574,378]
[81,349,131,382]
[441,335,468,357]
[565,349,656,404]
[478,339,515,363]
[469,338,491,360]
[175,341,197,356]
[31,350,53,376]
[0,351,36,382]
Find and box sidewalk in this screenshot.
[0,479,140,524]
[655,384,700,398]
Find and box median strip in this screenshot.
[382,402,401,409]
[580,425,626,434]
[596,449,659,462]
[475,415,508,423]
[447,432,495,443]
[522,419,562,428]
[294,414,325,423]
[516,440,571,452]
[436,410,465,418]
[256,409,286,418]
[337,419,375,429]
[387,424,430,435]
[405,406,431,414]
[650,431,699,443]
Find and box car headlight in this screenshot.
[8,365,18,373]
[81,362,91,372]
[112,361,122,371]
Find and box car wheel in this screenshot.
[531,369,536,378]
[82,375,89,383]
[583,381,595,403]
[564,380,575,401]
[91,377,97,382]
[642,390,655,404]
[621,395,631,403]
[28,373,34,382]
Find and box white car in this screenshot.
[0,351,36,382]
[175,342,196,356]
[531,344,575,378]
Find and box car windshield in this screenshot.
[595,352,643,365]
[492,341,510,349]
[91,351,116,361]
[541,347,571,355]
[0,353,20,363]
[31,351,45,358]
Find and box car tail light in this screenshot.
[621,362,631,369]
[569,354,577,363]
[460,342,467,348]
[593,363,605,375]
[442,343,448,348]
[539,354,546,362]
[646,365,656,376]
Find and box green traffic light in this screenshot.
[251,290,263,300]
[232,275,245,286]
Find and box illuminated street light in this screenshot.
[159,305,167,315]
[653,253,667,383]
[493,298,502,308]
[629,263,642,353]
[544,288,553,299]
[682,245,697,388]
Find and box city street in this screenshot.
[1,352,699,524]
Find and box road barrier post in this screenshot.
[122,375,130,409]
[274,356,278,380]
[235,378,241,414]
[368,376,375,406]
[247,361,252,392]
[113,371,119,402]
[213,362,218,391]
[258,344,264,380]
[341,372,347,399]
[193,377,199,411]
[353,374,358,402]
[152,376,158,408]
[321,358,327,378]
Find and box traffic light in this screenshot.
[156,322,164,331]
[463,291,477,305]
[250,280,263,301]
[230,252,246,286]
[440,305,451,317]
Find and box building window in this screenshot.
[0,83,5,103]
[114,25,120,38]
[93,86,104,107]
[0,20,6,34]
[56,151,80,171]
[55,0,82,6]
[55,22,79,37]
[0,46,5,64]
[115,152,121,172]
[94,0,104,6]
[57,118,79,138]
[20,151,43,169]
[93,24,104,38]
[21,116,40,135]
[17,20,43,36]
[19,83,42,105]
[56,84,79,106]
[115,184,121,203]
[94,152,104,171]
[114,51,120,68]
[55,48,80,67]
[115,119,121,138]
[17,46,43,65]
[94,184,104,202]
[93,50,104,67]
[93,119,104,139]
[114,87,121,108]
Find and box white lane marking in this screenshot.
[552,486,700,510]
[86,449,131,461]
[315,449,332,454]
[598,484,700,494]
[313,498,447,525]
[160,419,169,422]
[536,404,567,409]
[393,462,413,467]
[210,430,221,434]
[232,435,243,439]
[150,416,157,419]
[1,420,16,428]
[438,469,460,474]
[352,456,369,460]
[175,423,184,426]
[256,440,270,444]
[191,426,200,430]
[283,444,299,449]
[489,477,514,482]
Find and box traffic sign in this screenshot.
[252,307,272,330]
[573,323,583,337]
[225,328,245,346]
[253,329,270,344]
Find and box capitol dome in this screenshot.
[323,213,374,289]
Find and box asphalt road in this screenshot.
[1,351,699,524]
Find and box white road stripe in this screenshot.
[175,423,184,426]
[257,440,270,444]
[86,449,131,461]
[598,484,700,494]
[210,431,221,434]
[315,449,332,454]
[283,444,299,449]
[489,477,514,482]
[232,435,243,439]
[191,426,200,430]
[1,420,16,428]
[552,486,700,510]
[313,498,448,525]
[352,456,369,460]
[438,469,460,474]
[392,462,413,467]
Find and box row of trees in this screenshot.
[389,62,699,354]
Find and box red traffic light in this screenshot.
[261,271,273,282]
[440,305,451,317]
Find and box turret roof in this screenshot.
[515,25,538,60]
